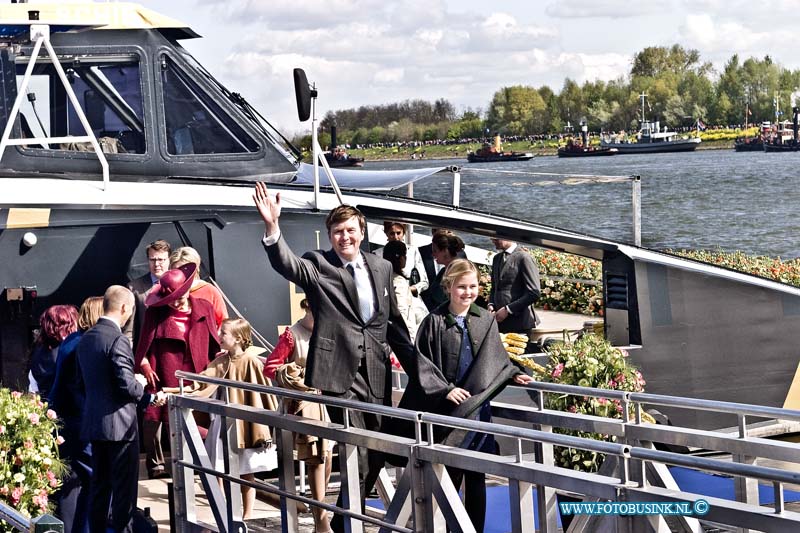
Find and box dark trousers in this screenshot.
[142,419,165,476]
[447,467,486,533]
[89,439,139,533]
[326,359,385,533]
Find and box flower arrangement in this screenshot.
[479,248,604,317]
[0,389,65,526]
[670,249,800,287]
[541,333,646,472]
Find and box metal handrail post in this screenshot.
[631,175,641,246]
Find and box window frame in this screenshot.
[153,47,265,163]
[12,46,151,162]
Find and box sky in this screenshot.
[44,1,800,135]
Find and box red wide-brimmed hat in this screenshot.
[145,263,197,308]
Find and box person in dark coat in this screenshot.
[77,286,163,533]
[488,238,541,334]
[29,305,79,399]
[135,263,220,479]
[426,232,466,309]
[49,296,103,533]
[253,182,416,533]
[396,259,533,532]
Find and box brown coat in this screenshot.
[193,346,278,449]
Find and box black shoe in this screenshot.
[148,468,169,480]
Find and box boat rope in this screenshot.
[459,167,636,182]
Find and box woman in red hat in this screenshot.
[134,263,220,479]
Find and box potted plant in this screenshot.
[538,333,647,528]
[0,389,66,527]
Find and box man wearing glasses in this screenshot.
[124,240,171,350]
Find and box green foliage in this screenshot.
[318,44,800,146]
[542,334,646,472]
[0,389,66,527]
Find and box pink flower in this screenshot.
[608,379,617,388]
[0,425,5,434]
[551,363,564,378]
[597,398,609,405]
[23,440,33,449]
[11,391,22,399]
[46,409,57,420]
[46,471,57,488]
[28,413,40,425]
[11,487,22,505]
[0,486,7,496]
[56,435,65,445]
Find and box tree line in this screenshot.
[298,45,800,149]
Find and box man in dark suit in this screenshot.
[489,238,541,334]
[78,285,163,532]
[124,239,171,350]
[253,183,415,530]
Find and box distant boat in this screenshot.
[467,134,534,163]
[557,145,617,157]
[600,93,701,154]
[762,114,800,153]
[325,148,364,167]
[734,138,764,152]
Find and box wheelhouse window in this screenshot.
[15,55,146,154]
[160,55,259,155]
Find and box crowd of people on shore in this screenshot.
[27,183,543,532]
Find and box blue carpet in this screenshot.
[367,466,800,532]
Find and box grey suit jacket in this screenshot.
[490,247,541,333]
[123,273,154,349]
[264,236,415,400]
[77,318,146,442]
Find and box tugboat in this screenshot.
[324,126,364,167]
[763,108,800,152]
[466,134,534,163]
[600,93,701,154]
[557,124,617,157]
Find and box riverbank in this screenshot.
[301,132,745,162]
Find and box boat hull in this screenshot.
[734,140,764,152]
[601,138,701,154]
[763,143,800,153]
[467,152,534,163]
[557,147,618,158]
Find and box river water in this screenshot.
[369,149,800,258]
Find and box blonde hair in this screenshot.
[441,259,478,291]
[78,296,104,330]
[169,246,202,278]
[221,317,252,349]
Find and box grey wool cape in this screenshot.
[389,302,523,447]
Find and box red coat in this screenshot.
[135,295,220,422]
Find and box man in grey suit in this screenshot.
[78,286,164,532]
[124,239,171,350]
[254,183,415,530]
[489,238,541,334]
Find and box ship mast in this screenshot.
[639,92,647,124]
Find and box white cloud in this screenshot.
[545,0,666,19]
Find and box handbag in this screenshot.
[409,267,421,286]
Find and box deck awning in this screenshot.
[294,163,446,191]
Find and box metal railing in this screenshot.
[0,501,63,533]
[168,371,800,533]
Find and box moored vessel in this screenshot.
[600,93,701,154]
[466,134,534,163]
